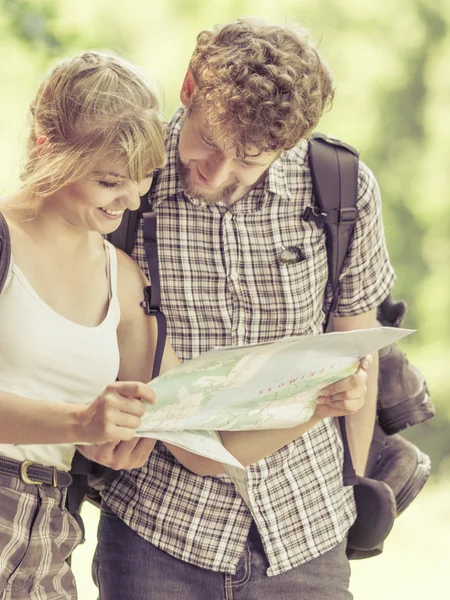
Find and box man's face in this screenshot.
[177,109,280,205]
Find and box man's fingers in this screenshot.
[132,437,157,453]
[129,437,157,465]
[102,437,156,469]
[111,438,142,461]
[76,441,119,465]
[320,369,366,397]
[315,397,365,419]
[358,354,373,371]
[317,386,366,403]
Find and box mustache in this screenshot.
[176,155,238,205]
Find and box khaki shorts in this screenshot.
[0,473,83,600]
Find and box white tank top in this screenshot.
[0,240,121,469]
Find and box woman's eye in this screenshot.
[99,181,118,188]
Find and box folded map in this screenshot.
[137,327,413,469]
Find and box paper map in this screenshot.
[137,327,413,470]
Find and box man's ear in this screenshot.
[180,70,196,107]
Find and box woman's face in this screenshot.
[45,160,153,235]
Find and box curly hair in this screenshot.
[188,18,335,157]
[21,51,165,198]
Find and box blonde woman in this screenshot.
[0,51,177,599]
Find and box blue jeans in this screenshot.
[94,504,352,600]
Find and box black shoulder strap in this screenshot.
[306,133,360,487]
[108,187,167,380]
[140,208,167,380]
[306,132,359,323]
[0,212,12,295]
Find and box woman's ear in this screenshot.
[180,70,196,107]
[35,136,47,153]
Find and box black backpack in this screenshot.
[0,212,11,292]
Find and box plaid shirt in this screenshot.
[103,108,396,576]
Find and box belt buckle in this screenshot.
[20,460,42,485]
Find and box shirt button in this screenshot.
[224,212,233,221]
[237,325,246,336]
[230,271,239,281]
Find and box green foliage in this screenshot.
[2,0,74,50]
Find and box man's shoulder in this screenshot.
[300,134,379,199]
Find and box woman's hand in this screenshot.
[74,381,155,444]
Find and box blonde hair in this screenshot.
[21,51,165,198]
[188,18,334,157]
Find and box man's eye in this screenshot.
[99,181,118,188]
[201,137,215,149]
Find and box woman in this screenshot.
[0,50,175,599]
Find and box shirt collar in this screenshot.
[264,154,292,200]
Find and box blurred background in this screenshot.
[1,0,449,597]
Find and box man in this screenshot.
[85,19,395,599]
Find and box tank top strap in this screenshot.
[103,240,118,300]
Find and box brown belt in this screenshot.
[0,456,72,487]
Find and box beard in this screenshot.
[176,154,239,206]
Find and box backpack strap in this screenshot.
[140,204,167,380]
[0,212,12,295]
[107,185,167,380]
[305,132,359,326]
[305,133,360,486]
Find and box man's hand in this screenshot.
[76,437,156,470]
[314,355,373,419]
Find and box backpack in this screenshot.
[0,212,11,293]
[305,133,433,557]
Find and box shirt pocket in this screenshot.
[266,230,328,334]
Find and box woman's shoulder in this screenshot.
[113,245,148,311]
[0,195,28,230]
[0,196,13,218]
[113,245,146,281]
[0,200,24,243]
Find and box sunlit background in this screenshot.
[1,0,449,598]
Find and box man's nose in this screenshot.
[203,157,232,188]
